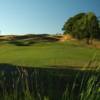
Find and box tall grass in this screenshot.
[0,62,100,100]
[62,58,100,100]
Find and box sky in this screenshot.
[0,0,100,35]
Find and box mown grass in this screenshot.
[0,40,100,68]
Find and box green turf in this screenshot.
[0,41,100,67]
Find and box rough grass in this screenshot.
[0,63,100,100]
[0,40,100,68]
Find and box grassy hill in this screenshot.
[0,35,100,100]
[0,34,100,68]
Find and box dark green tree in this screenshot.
[62,12,100,44]
[98,16,100,31]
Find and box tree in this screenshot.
[98,16,100,34]
[62,12,100,44]
[98,16,100,27]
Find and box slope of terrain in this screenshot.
[0,34,100,68]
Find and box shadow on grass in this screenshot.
[0,63,99,100]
